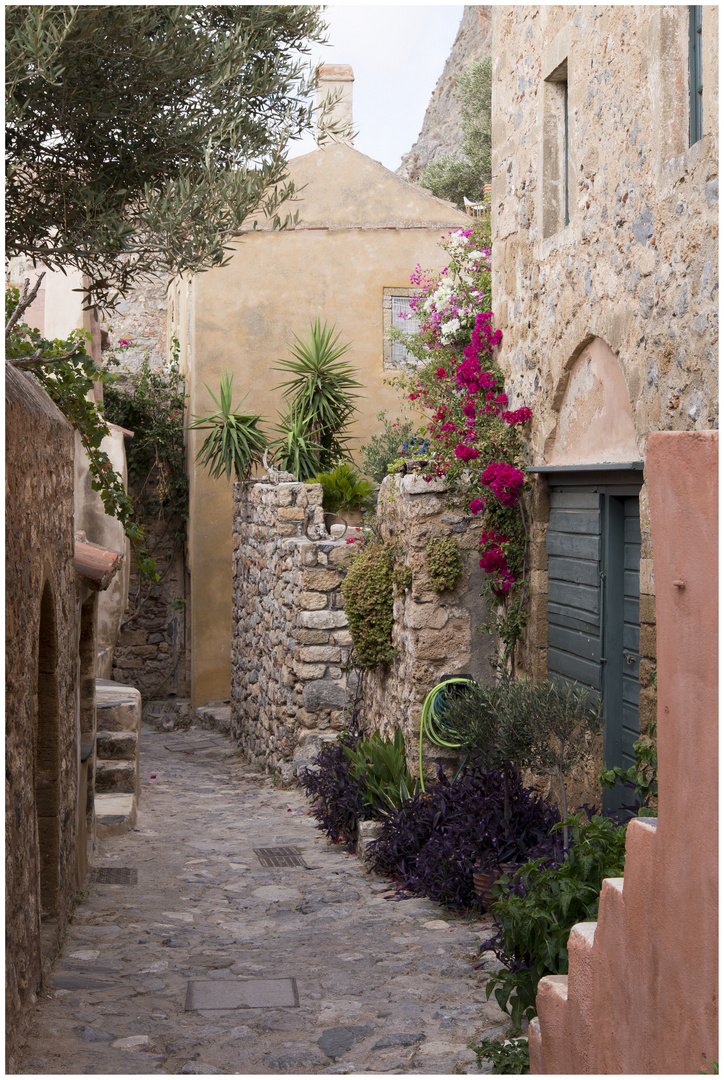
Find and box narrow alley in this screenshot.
[19,723,508,1075]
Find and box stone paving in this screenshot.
[18,725,511,1074]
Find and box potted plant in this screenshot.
[307,461,376,535]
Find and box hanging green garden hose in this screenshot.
[418,675,477,791]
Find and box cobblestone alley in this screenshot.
[18,724,510,1074]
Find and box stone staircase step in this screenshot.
[94,793,137,839]
[95,759,136,796]
[95,679,142,733]
[96,730,136,761]
[195,703,231,735]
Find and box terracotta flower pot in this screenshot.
[473,861,519,909]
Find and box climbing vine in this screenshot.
[390,220,533,671]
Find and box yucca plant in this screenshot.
[273,319,361,472]
[269,408,324,481]
[188,372,267,481]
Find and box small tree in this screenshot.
[188,373,267,481]
[446,674,603,853]
[420,57,492,210]
[271,319,361,478]
[6,5,332,309]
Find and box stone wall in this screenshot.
[98,271,169,374]
[364,473,496,783]
[491,5,718,717]
[5,367,80,1070]
[111,512,190,705]
[231,478,353,775]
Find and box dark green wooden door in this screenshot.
[545,470,642,812]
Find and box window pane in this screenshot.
[391,295,420,364]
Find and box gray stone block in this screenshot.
[302,680,347,711]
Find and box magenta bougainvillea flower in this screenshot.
[502,406,533,426]
[480,462,525,506]
[469,498,486,515]
[454,443,480,462]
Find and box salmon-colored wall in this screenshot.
[529,430,718,1074]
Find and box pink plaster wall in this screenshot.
[545,337,640,465]
[529,430,718,1074]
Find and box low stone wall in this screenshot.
[364,472,496,782]
[230,478,352,775]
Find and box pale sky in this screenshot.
[287,5,465,171]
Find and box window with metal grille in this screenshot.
[383,287,420,370]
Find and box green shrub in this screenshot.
[272,319,360,475]
[470,1036,530,1074]
[359,411,419,482]
[188,372,266,481]
[307,461,376,515]
[343,728,417,813]
[483,812,627,1031]
[341,537,398,667]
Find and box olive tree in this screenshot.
[6,5,332,309]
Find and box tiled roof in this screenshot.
[74,533,123,590]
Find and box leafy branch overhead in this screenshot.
[6,5,331,309]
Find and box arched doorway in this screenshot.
[36,581,61,917]
[533,339,643,812]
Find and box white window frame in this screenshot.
[383,287,420,370]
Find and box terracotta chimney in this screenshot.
[316,64,354,146]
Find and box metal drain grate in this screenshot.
[88,866,138,885]
[253,846,305,867]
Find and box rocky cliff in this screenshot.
[396,6,492,183]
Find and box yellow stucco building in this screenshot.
[172,66,471,706]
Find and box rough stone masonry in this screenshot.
[231,478,354,777]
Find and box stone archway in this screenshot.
[544,337,639,465]
[35,580,61,918]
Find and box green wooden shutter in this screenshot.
[547,489,602,691]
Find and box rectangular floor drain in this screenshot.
[254,846,305,867]
[88,866,138,885]
[186,977,299,1011]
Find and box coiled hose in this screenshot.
[418,675,477,791]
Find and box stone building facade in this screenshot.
[4,368,117,1069]
[490,6,718,798]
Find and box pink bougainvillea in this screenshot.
[480,462,525,506]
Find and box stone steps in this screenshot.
[94,680,142,837]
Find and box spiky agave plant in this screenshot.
[272,318,361,471]
[188,372,267,481]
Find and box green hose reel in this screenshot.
[418,673,477,791]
